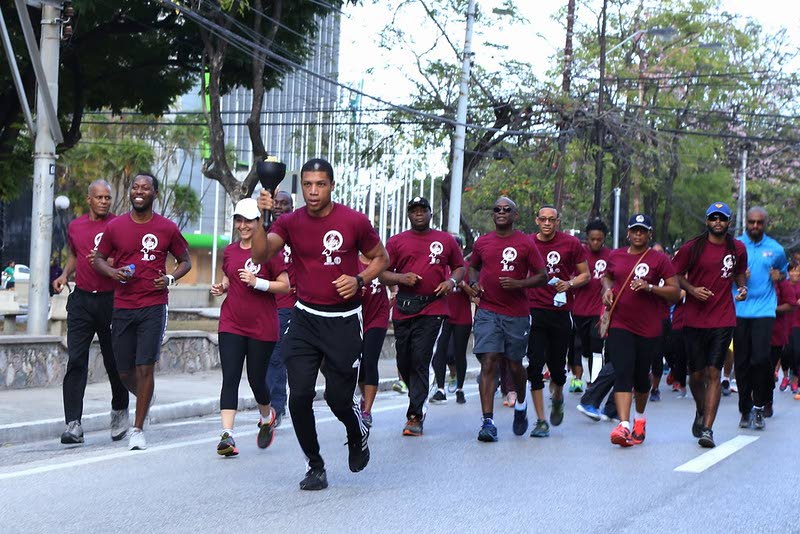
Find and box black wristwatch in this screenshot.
[355,275,365,289]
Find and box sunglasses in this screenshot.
[537,216,558,223]
[707,214,729,222]
[493,206,513,213]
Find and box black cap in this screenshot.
[407,196,431,210]
[627,213,653,230]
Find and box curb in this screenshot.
[3,368,481,444]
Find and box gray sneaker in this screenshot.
[129,429,147,450]
[60,420,84,444]
[110,409,129,441]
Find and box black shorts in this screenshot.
[684,327,734,372]
[111,304,168,372]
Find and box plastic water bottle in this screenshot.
[120,264,135,284]
[549,277,567,307]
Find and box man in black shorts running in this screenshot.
[253,158,389,490]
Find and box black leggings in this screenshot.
[359,327,387,386]
[218,332,275,410]
[664,327,687,387]
[433,322,471,389]
[607,328,657,393]
[786,327,800,375]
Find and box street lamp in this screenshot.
[54,195,70,267]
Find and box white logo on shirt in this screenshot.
[546,250,561,274]
[141,233,158,261]
[429,241,444,264]
[244,258,261,275]
[721,254,734,279]
[322,230,343,266]
[501,247,517,272]
[283,245,292,264]
[93,232,103,250]
[593,259,607,279]
[634,263,650,280]
[370,278,381,295]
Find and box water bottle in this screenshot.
[549,277,567,307]
[120,263,135,284]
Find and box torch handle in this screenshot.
[262,189,274,231]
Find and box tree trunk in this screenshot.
[553,0,576,212]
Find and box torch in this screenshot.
[256,156,287,229]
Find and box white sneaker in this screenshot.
[730,379,738,393]
[110,409,129,441]
[129,429,147,450]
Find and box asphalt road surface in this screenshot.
[2,383,797,533]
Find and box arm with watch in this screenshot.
[333,241,389,300]
[154,249,192,290]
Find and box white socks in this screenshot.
[515,399,527,411]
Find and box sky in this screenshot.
[338,0,800,106]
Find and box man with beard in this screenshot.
[672,202,747,448]
[94,173,192,451]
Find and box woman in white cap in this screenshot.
[210,198,290,456]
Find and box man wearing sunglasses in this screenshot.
[732,206,788,431]
[672,202,748,448]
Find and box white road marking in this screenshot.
[0,390,480,482]
[674,435,759,473]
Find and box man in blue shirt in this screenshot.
[734,206,788,430]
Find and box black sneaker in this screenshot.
[299,467,328,491]
[752,408,765,430]
[216,432,238,457]
[429,390,447,404]
[455,390,466,404]
[257,410,277,449]
[60,420,84,444]
[698,427,715,448]
[550,398,564,426]
[512,408,529,436]
[348,430,370,472]
[739,412,752,429]
[721,379,731,397]
[477,418,498,442]
[692,412,704,438]
[764,403,774,418]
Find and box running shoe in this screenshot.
[550,397,565,426]
[671,382,681,392]
[257,409,276,449]
[791,378,799,394]
[721,379,731,397]
[698,427,715,448]
[764,403,773,418]
[512,408,529,436]
[273,411,284,429]
[631,418,646,445]
[502,391,517,407]
[347,430,370,472]
[574,379,585,393]
[530,419,550,438]
[730,379,738,393]
[299,467,328,491]
[60,420,84,444]
[610,424,634,447]
[362,411,373,428]
[692,412,704,438]
[129,428,146,450]
[739,412,752,429]
[649,389,661,402]
[600,406,618,422]
[779,376,790,391]
[216,431,238,457]
[455,390,466,404]
[392,380,408,394]
[568,378,578,393]
[543,370,551,381]
[110,409,129,441]
[429,390,447,404]
[577,403,601,422]
[752,408,765,430]
[402,416,423,436]
[477,418,498,442]
[666,372,675,386]
[447,376,457,393]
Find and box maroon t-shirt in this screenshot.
[386,229,463,320]
[793,281,800,329]
[218,243,280,342]
[67,213,117,293]
[672,238,747,328]
[97,213,189,309]
[672,299,686,330]
[606,248,676,338]
[360,258,390,331]
[528,231,587,311]
[571,245,610,317]
[270,203,381,307]
[268,244,296,309]
[771,279,795,346]
[470,230,545,317]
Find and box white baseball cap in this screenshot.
[233,198,260,220]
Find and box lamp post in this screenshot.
[54,195,69,266]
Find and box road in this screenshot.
[2,383,797,533]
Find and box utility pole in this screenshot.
[739,146,748,235]
[25,2,63,335]
[447,0,476,235]
[591,0,608,220]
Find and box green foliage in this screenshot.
[166,184,202,230]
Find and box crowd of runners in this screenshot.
[53,158,800,491]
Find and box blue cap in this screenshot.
[705,202,732,218]
[627,213,653,230]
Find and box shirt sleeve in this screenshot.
[96,221,115,258]
[659,253,677,280]
[734,241,748,276]
[169,225,189,258]
[270,212,290,244]
[468,239,482,270]
[671,242,691,274]
[773,242,788,273]
[446,235,463,271]
[356,214,381,255]
[527,241,545,273]
[221,246,230,278]
[386,237,398,271]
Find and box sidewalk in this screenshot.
[0,355,480,444]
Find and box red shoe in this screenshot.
[543,370,551,381]
[631,418,646,445]
[610,424,634,447]
[774,370,779,382]
[666,372,674,386]
[791,378,799,394]
[779,376,790,391]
